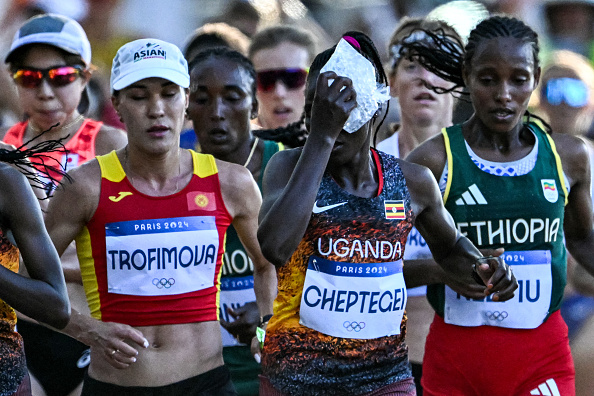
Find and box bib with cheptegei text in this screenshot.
[299,255,407,339]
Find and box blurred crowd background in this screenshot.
[1,0,593,132]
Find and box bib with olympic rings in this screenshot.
[299,255,407,339]
[105,216,219,296]
[444,250,552,329]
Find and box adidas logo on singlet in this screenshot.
[529,378,560,395]
[455,184,487,206]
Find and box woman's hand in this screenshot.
[309,71,357,143]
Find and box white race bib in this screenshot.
[219,275,256,347]
[299,256,407,339]
[445,250,552,329]
[105,216,219,296]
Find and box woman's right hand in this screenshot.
[309,71,357,143]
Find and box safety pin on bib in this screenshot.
[312,259,320,272]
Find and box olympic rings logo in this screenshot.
[485,311,508,321]
[153,278,175,289]
[343,321,366,332]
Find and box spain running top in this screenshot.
[262,149,415,396]
[75,150,232,326]
[0,230,26,396]
[3,119,102,196]
[428,122,567,329]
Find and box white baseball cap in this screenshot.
[110,39,190,93]
[5,13,91,65]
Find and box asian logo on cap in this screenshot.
[134,42,166,62]
[541,179,558,203]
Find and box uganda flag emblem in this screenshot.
[187,191,216,211]
[384,200,405,220]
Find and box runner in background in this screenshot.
[249,25,316,147]
[375,17,461,395]
[187,47,279,396]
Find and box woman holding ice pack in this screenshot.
[256,31,516,396]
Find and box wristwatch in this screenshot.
[259,314,273,327]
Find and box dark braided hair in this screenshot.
[398,15,552,132]
[3,125,71,198]
[306,31,390,146]
[254,113,307,147]
[188,47,257,105]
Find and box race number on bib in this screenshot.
[105,216,219,296]
[445,250,552,329]
[300,256,407,339]
[219,275,256,347]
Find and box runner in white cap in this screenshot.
[45,38,274,396]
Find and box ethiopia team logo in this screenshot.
[541,179,558,203]
[384,200,405,220]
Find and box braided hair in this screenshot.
[2,125,71,197]
[188,47,257,105]
[398,15,551,132]
[306,31,389,146]
[254,113,307,147]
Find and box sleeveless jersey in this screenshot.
[75,150,232,326]
[3,119,102,195]
[427,123,567,328]
[219,140,283,347]
[0,231,26,396]
[377,131,430,297]
[262,149,414,396]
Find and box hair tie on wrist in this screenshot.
[342,35,361,50]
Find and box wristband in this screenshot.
[256,326,266,349]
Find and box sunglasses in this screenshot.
[256,68,308,92]
[12,65,84,88]
[543,77,589,108]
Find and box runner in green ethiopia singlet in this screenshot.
[219,139,282,396]
[427,122,568,329]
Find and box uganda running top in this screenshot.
[4,119,103,196]
[429,122,567,329]
[262,149,414,396]
[0,230,26,396]
[75,150,232,327]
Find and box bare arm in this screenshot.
[219,160,276,319]
[258,72,357,265]
[555,134,594,278]
[0,163,69,328]
[45,159,148,368]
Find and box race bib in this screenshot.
[105,216,219,296]
[299,256,407,339]
[444,250,552,329]
[219,275,256,347]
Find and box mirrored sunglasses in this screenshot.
[543,77,589,108]
[12,65,84,88]
[256,68,308,92]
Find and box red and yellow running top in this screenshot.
[75,150,232,326]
